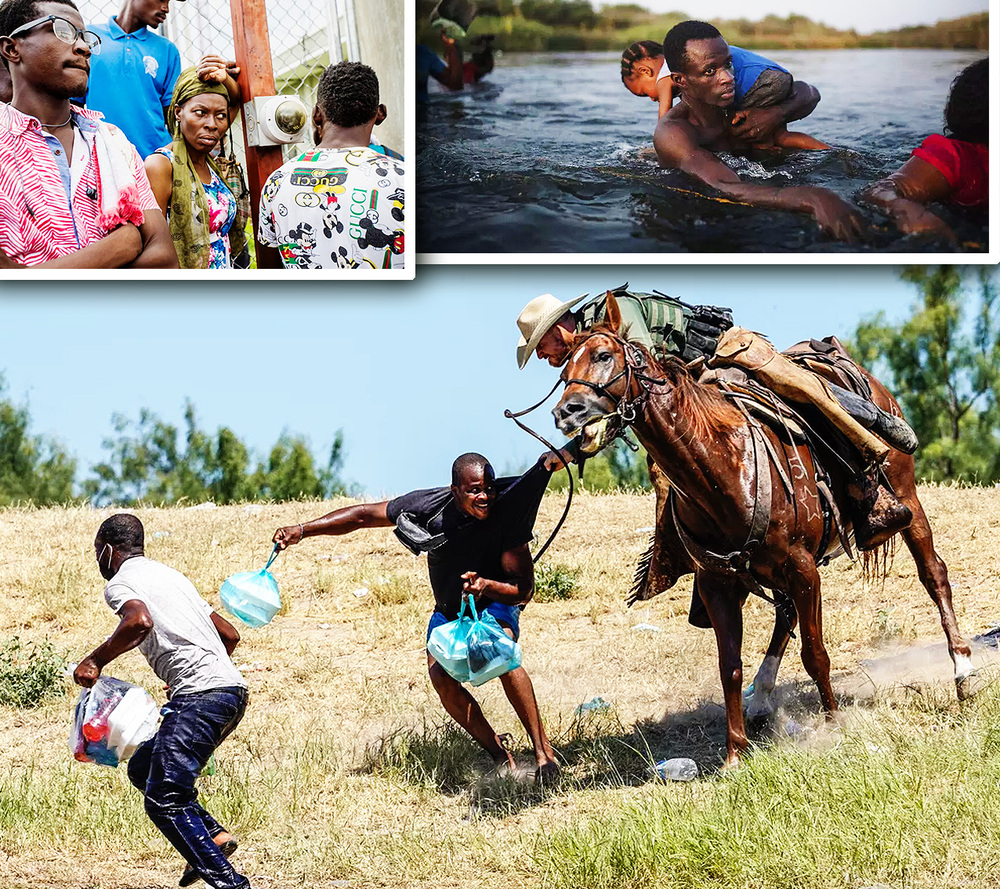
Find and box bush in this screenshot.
[534,562,582,601]
[0,637,66,708]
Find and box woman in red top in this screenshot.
[863,58,987,241]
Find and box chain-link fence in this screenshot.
[76,0,404,158]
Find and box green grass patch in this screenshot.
[360,721,484,792]
[534,562,582,602]
[0,637,66,707]
[534,687,1000,889]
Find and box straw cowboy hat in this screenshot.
[516,292,589,369]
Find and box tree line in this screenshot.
[1,266,997,506]
[0,396,350,508]
[417,1,987,53]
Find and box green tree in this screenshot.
[520,0,597,28]
[0,374,76,506]
[547,439,653,492]
[250,431,348,502]
[84,402,349,505]
[850,266,999,484]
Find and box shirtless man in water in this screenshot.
[654,20,865,241]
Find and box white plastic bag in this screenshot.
[69,676,160,767]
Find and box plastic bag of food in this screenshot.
[427,596,475,683]
[466,602,522,687]
[69,676,160,767]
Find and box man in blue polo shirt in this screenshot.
[86,0,182,159]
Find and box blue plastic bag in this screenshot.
[427,596,475,683]
[429,596,522,687]
[220,545,281,628]
[466,601,522,687]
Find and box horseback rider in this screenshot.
[515,286,918,622]
[516,284,732,371]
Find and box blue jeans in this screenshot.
[127,686,249,889]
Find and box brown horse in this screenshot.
[553,294,973,767]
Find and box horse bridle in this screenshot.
[560,331,665,438]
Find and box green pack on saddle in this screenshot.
[577,284,733,365]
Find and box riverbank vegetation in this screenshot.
[417,2,988,53]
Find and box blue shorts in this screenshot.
[427,601,521,642]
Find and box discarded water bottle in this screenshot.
[574,696,611,715]
[654,757,698,781]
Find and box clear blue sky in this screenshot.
[640,0,990,32]
[0,265,938,498]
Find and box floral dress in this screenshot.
[156,148,237,268]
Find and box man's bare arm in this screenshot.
[461,542,534,606]
[432,32,463,91]
[861,156,955,241]
[0,224,143,269]
[129,208,180,268]
[210,611,241,656]
[73,599,154,687]
[731,81,821,142]
[273,501,393,548]
[1,207,177,269]
[654,119,865,241]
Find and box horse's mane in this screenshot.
[578,323,744,441]
[653,355,744,441]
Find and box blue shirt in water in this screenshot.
[417,44,446,103]
[729,46,788,104]
[85,17,181,160]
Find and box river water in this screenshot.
[416,49,987,254]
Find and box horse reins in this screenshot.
[504,388,575,564]
[504,337,657,562]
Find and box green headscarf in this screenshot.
[165,67,246,268]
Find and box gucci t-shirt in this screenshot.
[258,146,405,269]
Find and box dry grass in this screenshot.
[1,484,999,888]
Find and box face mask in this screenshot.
[97,542,116,580]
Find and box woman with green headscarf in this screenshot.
[145,58,247,269]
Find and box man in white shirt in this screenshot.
[74,514,251,889]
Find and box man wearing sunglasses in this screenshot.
[84,0,182,161]
[0,0,177,267]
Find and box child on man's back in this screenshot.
[620,40,828,151]
[621,40,678,119]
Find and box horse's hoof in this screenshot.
[745,711,772,736]
[718,756,743,775]
[956,670,985,702]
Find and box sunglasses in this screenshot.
[7,15,102,53]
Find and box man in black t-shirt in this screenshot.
[273,451,566,781]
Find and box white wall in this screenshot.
[355,0,405,155]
